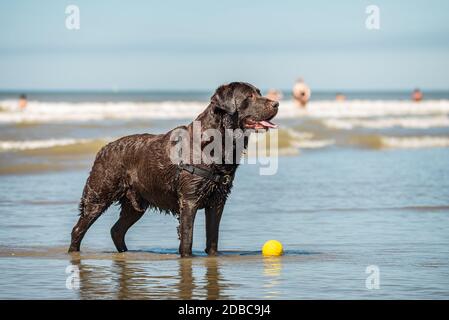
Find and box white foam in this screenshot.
[293,139,335,149]
[0,101,205,123]
[284,129,334,149]
[381,136,449,149]
[282,100,449,119]
[324,116,449,129]
[2,99,449,123]
[0,138,94,151]
[2,135,446,154]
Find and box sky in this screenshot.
[0,0,448,91]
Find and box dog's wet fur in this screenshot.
[68,82,279,257]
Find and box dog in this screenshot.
[68,82,279,257]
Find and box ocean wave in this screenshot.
[0,100,204,123]
[0,138,110,154]
[283,129,334,149]
[323,116,449,129]
[0,163,69,175]
[1,133,446,168]
[246,129,333,157]
[291,100,449,118]
[0,129,332,158]
[0,138,111,175]
[2,99,449,123]
[381,136,449,149]
[0,138,88,151]
[351,135,449,149]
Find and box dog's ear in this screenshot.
[211,85,237,114]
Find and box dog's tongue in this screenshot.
[259,120,277,128]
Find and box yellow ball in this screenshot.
[262,240,283,256]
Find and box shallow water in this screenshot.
[1,150,448,299]
[0,96,449,299]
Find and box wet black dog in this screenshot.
[68,82,279,257]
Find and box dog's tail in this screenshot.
[78,175,92,217]
[78,200,85,217]
[78,187,87,217]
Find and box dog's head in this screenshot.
[211,82,279,130]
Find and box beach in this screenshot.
[0,92,449,299]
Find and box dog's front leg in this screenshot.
[178,200,198,257]
[205,204,224,256]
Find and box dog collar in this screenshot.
[177,161,232,185]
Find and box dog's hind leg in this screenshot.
[69,201,110,252]
[111,197,147,252]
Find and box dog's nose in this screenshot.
[271,101,279,109]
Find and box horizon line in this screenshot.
[1,88,448,93]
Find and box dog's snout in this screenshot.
[271,101,279,109]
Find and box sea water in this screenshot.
[0,91,448,299]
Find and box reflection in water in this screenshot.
[70,257,116,299]
[113,260,162,299]
[262,257,283,299]
[177,258,195,299]
[69,255,228,299]
[203,258,226,299]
